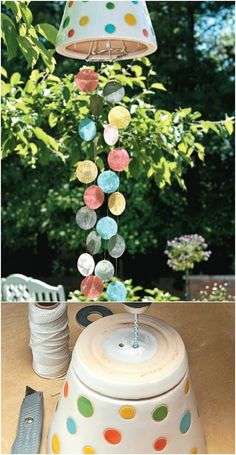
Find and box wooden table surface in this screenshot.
[1,302,235,454]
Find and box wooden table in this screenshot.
[1,302,235,454]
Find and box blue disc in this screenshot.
[79,118,96,141]
[107,281,127,302]
[66,417,77,434]
[180,410,191,434]
[96,216,118,240]
[97,170,119,194]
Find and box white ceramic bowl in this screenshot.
[48,314,206,454]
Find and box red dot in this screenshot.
[64,381,69,398]
[143,28,149,37]
[104,429,121,445]
[68,29,75,38]
[154,438,167,452]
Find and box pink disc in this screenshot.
[108,148,130,172]
[84,185,105,209]
[75,69,99,93]
[80,275,103,299]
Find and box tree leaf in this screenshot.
[1,67,8,79]
[10,72,21,85]
[151,82,167,91]
[49,112,58,128]
[1,13,18,60]
[17,36,39,67]
[20,3,33,27]
[5,1,22,21]
[33,127,58,150]
[224,120,233,135]
[35,23,58,46]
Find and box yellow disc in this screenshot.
[184,379,190,394]
[119,405,136,419]
[52,434,60,454]
[83,446,96,454]
[108,192,126,215]
[76,160,98,184]
[108,106,131,129]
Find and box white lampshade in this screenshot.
[56,1,157,61]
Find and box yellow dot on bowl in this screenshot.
[52,434,60,454]
[191,449,198,454]
[184,379,190,394]
[125,13,137,26]
[83,446,96,454]
[119,405,136,419]
[79,16,89,26]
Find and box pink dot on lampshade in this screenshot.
[75,69,99,93]
[84,185,104,209]
[143,28,149,37]
[80,275,103,299]
[108,148,130,172]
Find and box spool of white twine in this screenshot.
[28,302,71,379]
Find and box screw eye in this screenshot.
[25,417,34,424]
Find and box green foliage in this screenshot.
[1,61,234,189]
[68,278,179,302]
[1,1,57,71]
[198,282,234,302]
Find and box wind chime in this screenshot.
[56,0,157,303]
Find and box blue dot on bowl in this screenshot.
[180,410,191,434]
[105,23,116,34]
[66,417,77,434]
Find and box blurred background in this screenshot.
[1,1,235,300]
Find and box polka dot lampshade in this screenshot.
[56,1,157,61]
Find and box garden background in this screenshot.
[1,1,235,300]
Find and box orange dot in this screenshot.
[52,434,60,454]
[184,379,190,394]
[104,428,121,445]
[79,16,89,26]
[68,29,74,38]
[119,405,136,419]
[124,13,137,26]
[191,449,198,454]
[154,437,167,452]
[68,0,74,6]
[64,381,69,398]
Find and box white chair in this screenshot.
[1,274,66,302]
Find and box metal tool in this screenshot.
[11,386,44,454]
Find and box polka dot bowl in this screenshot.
[47,314,206,454]
[56,1,157,60]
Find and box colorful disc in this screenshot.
[80,275,103,299]
[79,118,96,141]
[108,234,126,258]
[90,94,103,117]
[103,81,125,104]
[84,185,104,209]
[108,106,131,129]
[77,253,95,276]
[86,231,101,255]
[107,281,127,301]
[108,148,130,171]
[76,207,97,230]
[95,259,114,281]
[76,160,98,184]
[108,192,126,215]
[103,124,119,146]
[97,170,119,194]
[96,216,118,240]
[75,69,99,93]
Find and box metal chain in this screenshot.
[133,313,139,349]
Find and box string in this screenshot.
[28,302,70,380]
